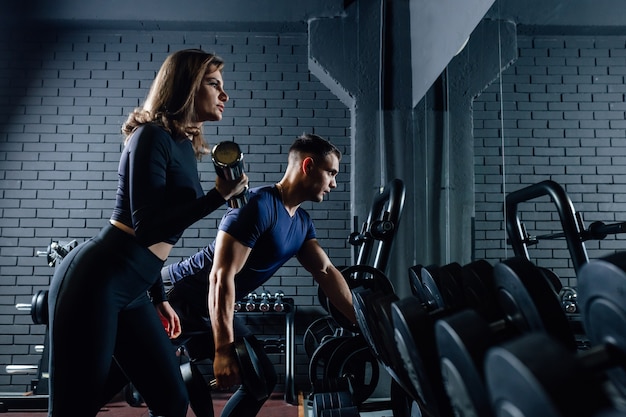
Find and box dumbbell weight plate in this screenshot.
[484,333,611,417]
[391,296,455,417]
[434,309,499,417]
[318,265,394,330]
[304,316,341,359]
[418,263,466,311]
[368,292,423,404]
[412,264,444,309]
[352,287,384,361]
[31,290,49,325]
[461,259,501,322]
[309,335,355,391]
[324,334,380,406]
[493,257,577,350]
[181,336,269,402]
[408,264,424,298]
[578,253,626,397]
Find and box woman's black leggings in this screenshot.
[47,224,189,417]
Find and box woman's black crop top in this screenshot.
[110,123,226,247]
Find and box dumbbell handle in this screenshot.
[15,303,32,311]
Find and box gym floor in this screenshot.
[0,392,394,417]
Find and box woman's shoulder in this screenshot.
[128,123,175,149]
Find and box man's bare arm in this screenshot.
[208,230,252,387]
[297,239,356,324]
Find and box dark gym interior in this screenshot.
[3,0,626,416]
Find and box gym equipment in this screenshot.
[482,250,626,417]
[578,252,626,398]
[212,141,248,208]
[318,178,406,329]
[392,256,578,417]
[128,335,271,411]
[234,292,297,405]
[1,239,77,412]
[348,178,405,273]
[308,333,379,406]
[312,390,356,417]
[303,316,342,359]
[308,179,405,411]
[352,285,424,410]
[409,260,502,322]
[320,264,395,331]
[484,333,619,417]
[505,180,626,316]
[189,336,269,401]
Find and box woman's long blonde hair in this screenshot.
[122,49,225,159]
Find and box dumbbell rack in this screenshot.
[235,294,296,405]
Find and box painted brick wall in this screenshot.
[474,35,626,287]
[0,28,351,393]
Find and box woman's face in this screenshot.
[194,68,229,123]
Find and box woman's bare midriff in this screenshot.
[109,220,173,261]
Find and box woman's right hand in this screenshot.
[215,173,249,201]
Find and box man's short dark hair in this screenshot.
[289,133,342,161]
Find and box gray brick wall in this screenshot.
[474,35,626,287]
[0,28,351,392]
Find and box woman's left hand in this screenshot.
[155,301,182,339]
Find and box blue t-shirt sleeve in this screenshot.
[218,190,272,248]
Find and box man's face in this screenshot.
[307,153,340,202]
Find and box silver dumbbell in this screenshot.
[273,291,285,312]
[259,292,271,312]
[560,286,578,314]
[245,292,258,311]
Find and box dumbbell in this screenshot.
[387,260,502,417]
[482,250,626,417]
[273,290,285,312]
[245,292,258,311]
[578,252,626,399]
[129,335,271,408]
[212,141,248,208]
[393,257,578,417]
[434,257,578,417]
[259,292,271,312]
[411,259,503,321]
[484,332,620,417]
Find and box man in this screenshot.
[161,133,356,417]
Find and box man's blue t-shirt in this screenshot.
[166,185,316,300]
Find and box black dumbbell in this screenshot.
[129,335,271,408]
[389,260,502,417]
[393,257,578,417]
[435,257,579,417]
[484,332,620,417]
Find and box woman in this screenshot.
[46,49,247,417]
